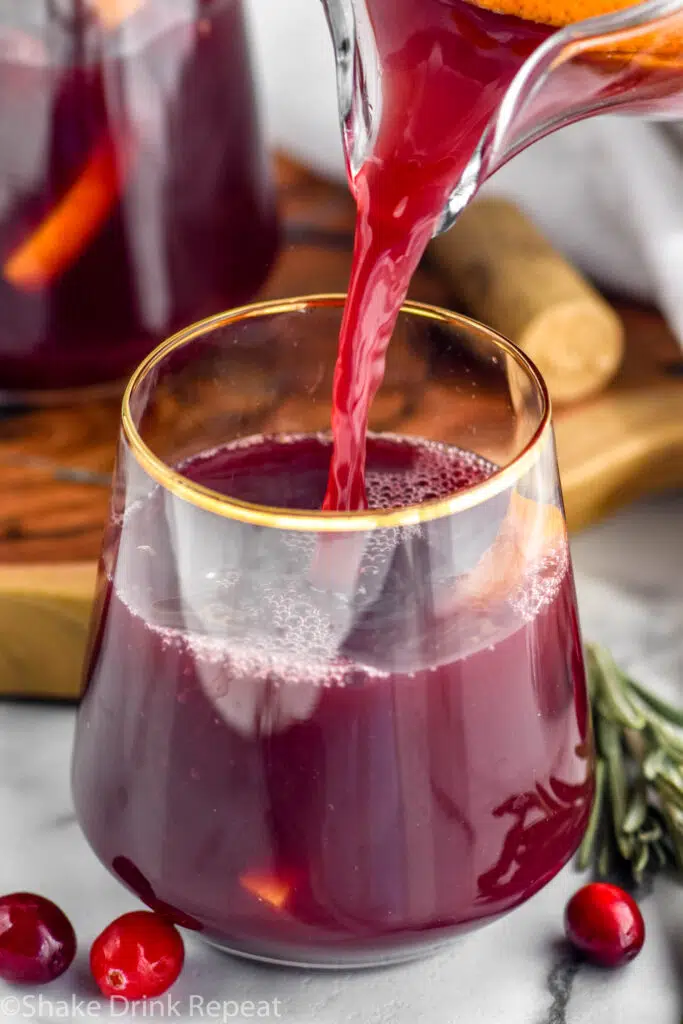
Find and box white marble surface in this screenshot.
[2,493,683,1024]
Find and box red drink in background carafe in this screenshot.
[0,0,277,398]
[73,433,592,964]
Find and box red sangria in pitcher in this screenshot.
[0,0,278,402]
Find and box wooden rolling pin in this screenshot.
[429,197,625,404]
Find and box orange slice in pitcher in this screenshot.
[4,136,125,292]
[466,0,639,29]
[240,872,291,911]
[459,491,567,607]
[466,0,683,61]
[91,0,145,31]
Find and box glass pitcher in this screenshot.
[0,0,278,403]
[321,0,683,233]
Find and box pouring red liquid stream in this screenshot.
[324,0,552,510]
[323,0,683,510]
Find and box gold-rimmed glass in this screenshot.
[72,295,593,969]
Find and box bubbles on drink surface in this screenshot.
[110,433,569,735]
[363,434,494,510]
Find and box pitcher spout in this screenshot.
[319,0,382,182]
[321,0,683,237]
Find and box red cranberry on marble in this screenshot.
[90,910,185,999]
[565,882,645,967]
[0,892,76,984]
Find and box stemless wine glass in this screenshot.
[72,296,594,969]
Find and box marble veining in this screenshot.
[1,492,683,1023]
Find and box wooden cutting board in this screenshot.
[1,157,682,700]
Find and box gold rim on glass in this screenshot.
[122,295,552,533]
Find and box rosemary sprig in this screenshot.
[578,643,683,888]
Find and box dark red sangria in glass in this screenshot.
[72,297,594,968]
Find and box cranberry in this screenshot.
[90,911,185,999]
[0,893,76,985]
[565,882,645,967]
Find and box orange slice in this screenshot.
[240,872,291,910]
[507,492,566,548]
[91,0,144,31]
[467,0,683,62]
[460,491,567,606]
[467,0,639,29]
[4,136,125,292]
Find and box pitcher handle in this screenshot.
[440,0,683,232]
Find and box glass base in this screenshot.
[201,934,455,971]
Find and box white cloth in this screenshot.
[246,0,683,347]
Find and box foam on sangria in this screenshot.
[363,436,494,509]
[181,432,495,512]
[111,434,569,715]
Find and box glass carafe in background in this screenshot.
[321,0,683,233]
[0,0,278,403]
